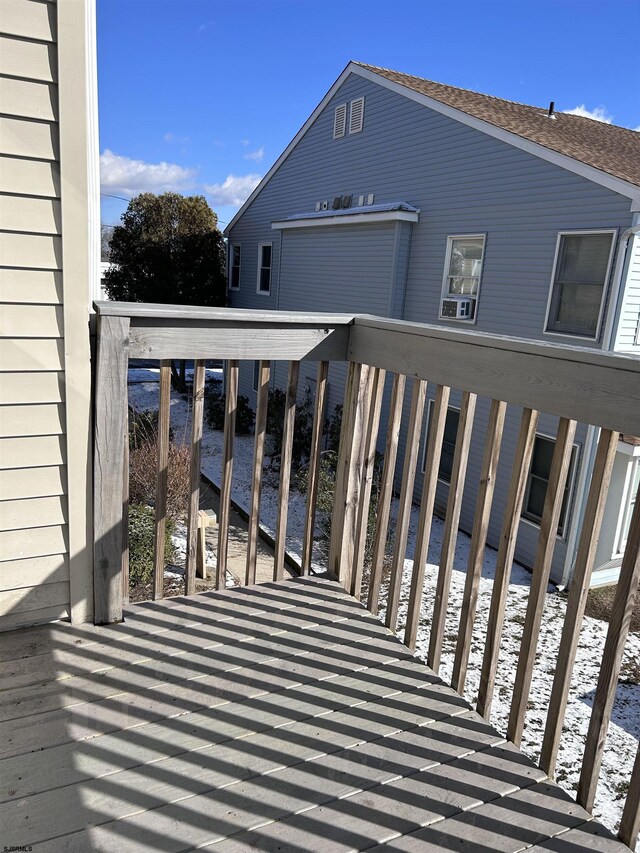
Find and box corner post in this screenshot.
[93,313,130,624]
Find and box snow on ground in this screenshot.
[129,369,639,845]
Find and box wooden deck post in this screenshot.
[93,314,130,624]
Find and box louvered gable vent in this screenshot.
[349,97,365,134]
[333,103,347,138]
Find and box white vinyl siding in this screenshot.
[333,103,347,139]
[0,0,93,628]
[544,230,616,340]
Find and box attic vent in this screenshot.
[349,97,365,134]
[333,103,347,138]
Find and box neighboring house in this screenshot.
[0,0,99,629]
[225,61,640,587]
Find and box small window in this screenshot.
[422,401,460,483]
[616,459,640,555]
[440,235,485,321]
[333,103,347,138]
[349,97,365,134]
[229,245,241,290]
[522,434,578,538]
[256,243,272,295]
[545,231,615,339]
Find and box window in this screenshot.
[545,231,615,339]
[256,243,272,295]
[616,459,640,555]
[422,401,460,483]
[229,245,241,290]
[522,434,578,538]
[440,235,486,321]
[333,103,347,138]
[349,97,365,134]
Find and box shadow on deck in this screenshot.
[0,577,630,852]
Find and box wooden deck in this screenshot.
[0,576,631,853]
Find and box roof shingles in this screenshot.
[357,63,640,188]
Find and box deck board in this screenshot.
[0,576,630,852]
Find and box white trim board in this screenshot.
[226,61,639,235]
[272,209,419,230]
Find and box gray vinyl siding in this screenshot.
[614,234,640,353]
[228,70,636,582]
[0,0,71,628]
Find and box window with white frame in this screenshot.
[545,231,615,339]
[422,401,460,483]
[616,458,639,555]
[256,243,272,295]
[440,235,486,321]
[522,434,578,538]
[229,245,241,290]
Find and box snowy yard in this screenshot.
[129,368,639,846]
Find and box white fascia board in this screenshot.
[224,63,355,235]
[352,65,640,206]
[272,209,420,230]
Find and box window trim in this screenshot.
[229,244,241,291]
[421,400,461,484]
[256,241,272,296]
[613,456,640,557]
[438,233,486,325]
[520,431,580,541]
[543,229,617,342]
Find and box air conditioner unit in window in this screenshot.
[441,296,475,320]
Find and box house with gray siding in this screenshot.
[225,61,640,587]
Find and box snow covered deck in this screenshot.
[0,576,632,852]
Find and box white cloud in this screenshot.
[100,149,197,197]
[244,146,265,163]
[563,104,613,124]
[204,173,262,206]
[241,139,250,146]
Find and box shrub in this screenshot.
[266,385,314,471]
[204,386,255,434]
[129,439,191,520]
[128,503,175,586]
[326,404,343,455]
[129,409,174,450]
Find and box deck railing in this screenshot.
[93,301,640,849]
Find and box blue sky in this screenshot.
[98,0,640,229]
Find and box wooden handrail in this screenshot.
[93,303,640,843]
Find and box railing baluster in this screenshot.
[385,377,427,631]
[216,360,238,590]
[507,417,577,746]
[122,419,130,605]
[301,360,328,575]
[246,360,270,585]
[577,481,640,811]
[352,367,386,599]
[153,360,171,600]
[329,361,360,585]
[540,428,618,778]
[403,384,450,647]
[329,362,372,591]
[427,391,477,669]
[477,406,539,719]
[619,739,640,849]
[368,372,406,615]
[452,398,506,694]
[185,360,206,595]
[274,361,299,581]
